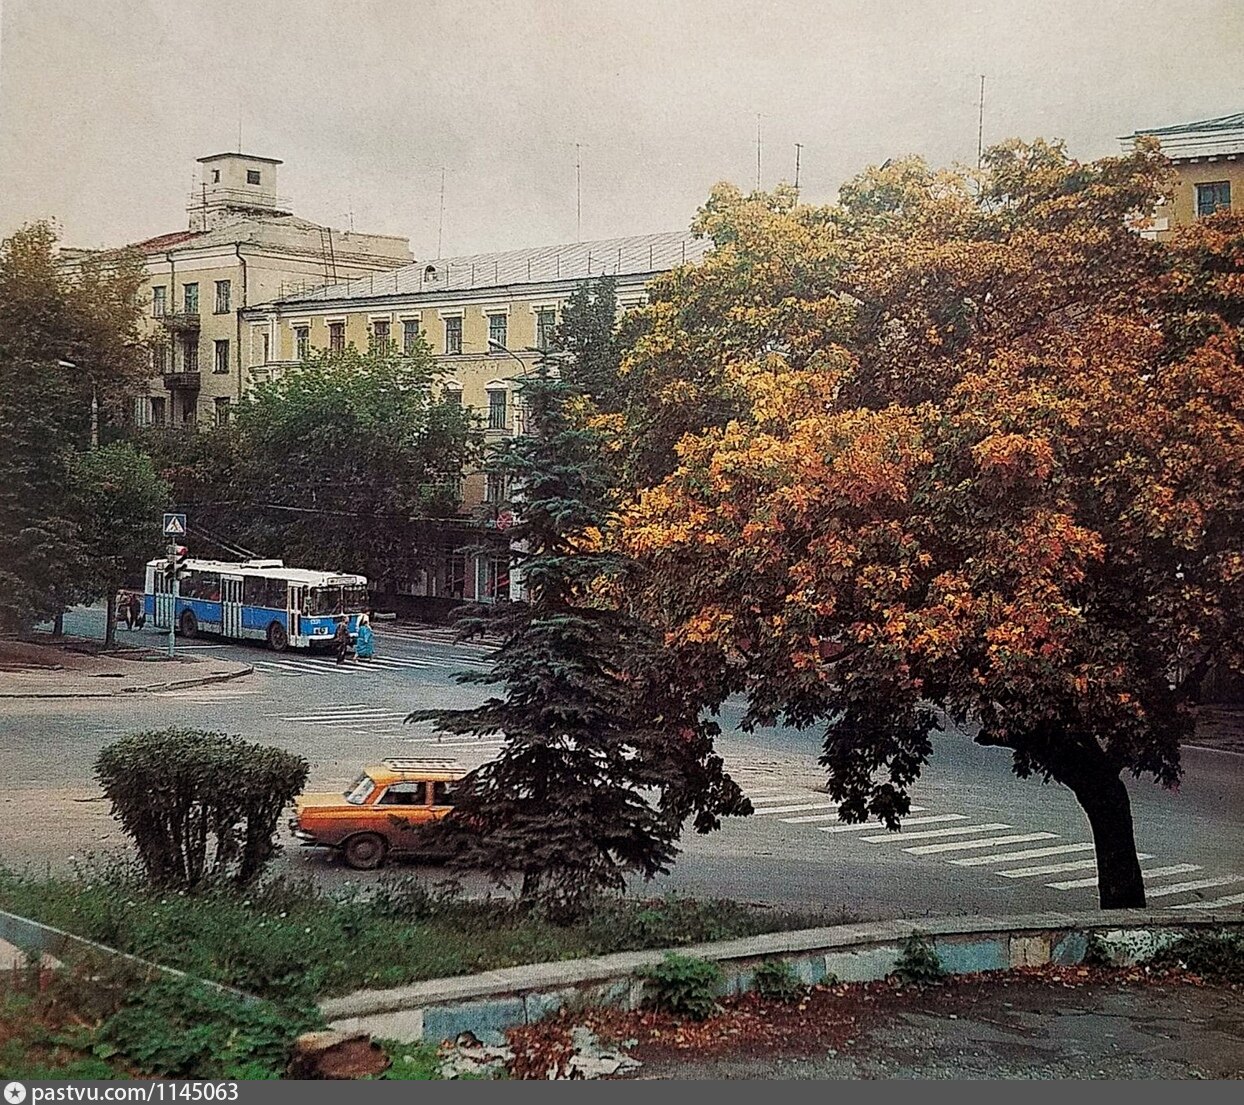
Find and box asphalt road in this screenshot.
[3,606,1242,922]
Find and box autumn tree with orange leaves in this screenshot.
[620,139,1244,909]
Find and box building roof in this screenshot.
[197,152,284,164]
[1122,111,1244,160]
[274,230,711,306]
[128,229,207,254]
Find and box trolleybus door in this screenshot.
[288,584,305,642]
[221,575,243,638]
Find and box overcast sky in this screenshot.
[1,0,1240,258]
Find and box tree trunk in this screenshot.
[1063,751,1146,909]
[105,592,117,647]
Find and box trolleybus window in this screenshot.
[306,585,370,615]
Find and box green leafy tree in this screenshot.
[0,222,150,631]
[71,442,171,644]
[409,363,745,922]
[554,275,623,408]
[155,344,479,587]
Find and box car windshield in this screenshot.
[306,585,369,616]
[343,773,375,805]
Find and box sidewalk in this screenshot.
[526,969,1244,1080]
[0,636,253,698]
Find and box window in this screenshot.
[488,313,507,350]
[182,336,198,373]
[329,321,345,354]
[246,169,261,185]
[151,286,167,317]
[214,397,231,426]
[485,557,509,601]
[180,398,196,424]
[371,319,390,348]
[261,332,270,363]
[443,385,462,407]
[377,782,424,806]
[294,326,309,359]
[183,283,198,314]
[214,280,231,314]
[536,309,556,351]
[487,388,507,431]
[343,773,374,805]
[485,472,506,503]
[444,316,462,355]
[180,570,221,601]
[431,781,457,807]
[213,339,230,374]
[445,555,466,598]
[152,343,168,374]
[402,319,421,353]
[150,396,166,425]
[211,169,221,183]
[1196,180,1231,218]
[243,576,287,609]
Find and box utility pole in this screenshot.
[755,115,763,191]
[575,143,583,242]
[166,543,176,659]
[437,168,446,257]
[977,74,986,168]
[794,143,804,198]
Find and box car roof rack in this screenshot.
[380,757,465,773]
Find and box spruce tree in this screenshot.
[408,361,746,921]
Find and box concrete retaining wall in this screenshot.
[320,908,1243,1044]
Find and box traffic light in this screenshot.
[164,546,189,583]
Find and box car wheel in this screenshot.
[343,833,386,871]
[267,621,289,652]
[178,609,198,638]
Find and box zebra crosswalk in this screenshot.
[252,652,488,679]
[268,704,504,748]
[729,768,1242,913]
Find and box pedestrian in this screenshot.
[355,613,374,662]
[129,591,144,630]
[333,615,351,666]
[118,589,134,630]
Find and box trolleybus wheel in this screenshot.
[266,621,289,652]
[178,609,198,638]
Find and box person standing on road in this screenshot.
[333,615,351,666]
[128,591,144,630]
[118,589,134,630]
[355,613,374,662]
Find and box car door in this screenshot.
[373,781,428,850]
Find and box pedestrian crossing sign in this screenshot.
[162,513,187,536]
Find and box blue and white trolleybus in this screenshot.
[144,557,369,651]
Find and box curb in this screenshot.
[0,663,255,700]
[320,908,1244,1044]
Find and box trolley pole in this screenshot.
[166,542,177,660]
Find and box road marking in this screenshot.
[786,803,929,825]
[862,823,1009,843]
[999,855,1155,879]
[1045,863,1199,890]
[751,801,839,816]
[905,832,1058,855]
[812,813,958,832]
[1144,875,1244,899]
[278,710,407,724]
[952,843,1096,866]
[1170,892,1244,910]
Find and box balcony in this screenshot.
[162,371,201,392]
[159,311,201,332]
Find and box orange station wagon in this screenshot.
[290,758,466,870]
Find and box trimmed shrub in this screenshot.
[95,728,308,889]
[643,953,722,1020]
[751,957,804,1001]
[890,931,946,985]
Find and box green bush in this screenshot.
[94,977,319,1079]
[94,728,309,889]
[643,953,723,1020]
[1152,930,1244,983]
[378,1040,444,1080]
[751,957,804,1002]
[890,932,946,985]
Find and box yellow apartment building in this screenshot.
[239,231,710,607]
[1121,111,1244,239]
[63,152,411,428]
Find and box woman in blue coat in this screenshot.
[354,613,375,661]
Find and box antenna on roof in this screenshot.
[977,75,986,168]
[794,143,803,198]
[575,143,583,242]
[756,114,763,191]
[437,168,446,257]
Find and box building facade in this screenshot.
[239,231,710,607]
[64,152,412,428]
[1122,111,1244,238]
